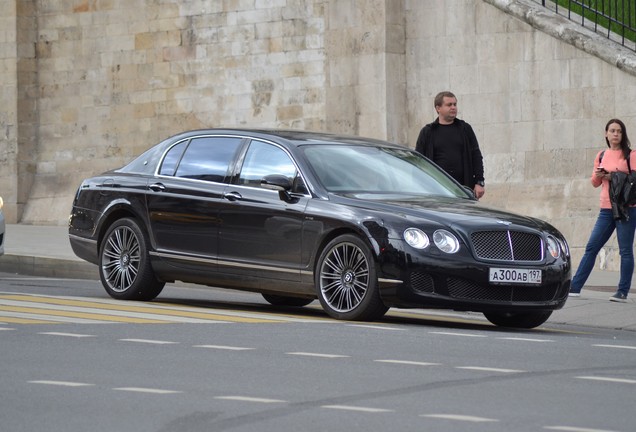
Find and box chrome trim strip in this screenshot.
[218,259,301,274]
[150,250,308,275]
[150,251,215,265]
[378,278,403,285]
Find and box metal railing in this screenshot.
[533,0,636,52]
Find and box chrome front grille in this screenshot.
[470,230,543,262]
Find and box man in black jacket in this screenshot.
[415,91,485,199]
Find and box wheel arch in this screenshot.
[96,202,149,253]
[311,226,378,275]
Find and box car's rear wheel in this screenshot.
[99,218,165,301]
[315,234,388,321]
[483,311,552,329]
[261,293,313,307]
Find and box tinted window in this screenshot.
[239,141,298,188]
[159,141,187,176]
[303,145,468,197]
[174,137,243,183]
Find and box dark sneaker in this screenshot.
[609,292,628,302]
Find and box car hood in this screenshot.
[335,193,552,232]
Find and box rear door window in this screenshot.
[170,136,243,183]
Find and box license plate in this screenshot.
[489,268,542,284]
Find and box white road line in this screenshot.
[113,387,182,394]
[39,332,95,338]
[119,338,178,345]
[577,376,636,384]
[322,405,394,413]
[29,380,94,387]
[420,414,498,422]
[593,344,636,350]
[544,426,621,432]
[375,360,440,366]
[194,345,254,351]
[286,352,349,358]
[456,366,524,373]
[498,337,554,342]
[0,327,15,330]
[215,396,286,403]
[429,331,487,338]
[347,324,404,331]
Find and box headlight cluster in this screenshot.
[546,235,569,258]
[403,228,460,254]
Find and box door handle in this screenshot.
[149,183,166,192]
[223,191,242,201]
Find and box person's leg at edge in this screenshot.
[614,207,636,298]
[570,209,616,294]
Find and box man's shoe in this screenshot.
[568,292,581,297]
[609,292,628,302]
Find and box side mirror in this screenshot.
[261,175,298,203]
[261,175,292,191]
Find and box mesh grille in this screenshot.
[471,230,543,262]
[447,277,559,302]
[410,272,434,293]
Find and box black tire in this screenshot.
[99,218,165,301]
[315,234,388,321]
[483,311,552,329]
[262,293,313,307]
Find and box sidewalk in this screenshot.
[1,224,635,331]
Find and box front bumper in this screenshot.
[376,240,571,313]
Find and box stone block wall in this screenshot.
[405,0,636,270]
[1,0,636,271]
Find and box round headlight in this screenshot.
[403,228,430,249]
[433,230,460,254]
[546,235,561,258]
[557,237,569,257]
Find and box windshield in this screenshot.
[302,145,470,198]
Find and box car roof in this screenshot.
[165,128,404,149]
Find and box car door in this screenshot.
[146,135,244,266]
[217,139,309,285]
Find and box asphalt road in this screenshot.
[1,274,635,432]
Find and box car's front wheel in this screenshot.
[99,218,165,301]
[483,311,553,329]
[315,234,388,321]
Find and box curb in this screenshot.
[0,255,98,280]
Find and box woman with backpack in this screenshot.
[569,118,636,302]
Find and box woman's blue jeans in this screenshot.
[570,208,636,295]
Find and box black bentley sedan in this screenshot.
[68,129,571,328]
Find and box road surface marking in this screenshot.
[375,360,440,366]
[347,324,404,331]
[287,352,349,358]
[544,426,620,432]
[498,337,554,342]
[456,366,524,373]
[119,338,178,345]
[322,405,393,413]
[421,414,498,422]
[113,387,182,394]
[593,344,636,350]
[577,376,636,384]
[29,380,93,387]
[194,345,254,350]
[215,396,286,403]
[39,332,95,338]
[429,331,487,338]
